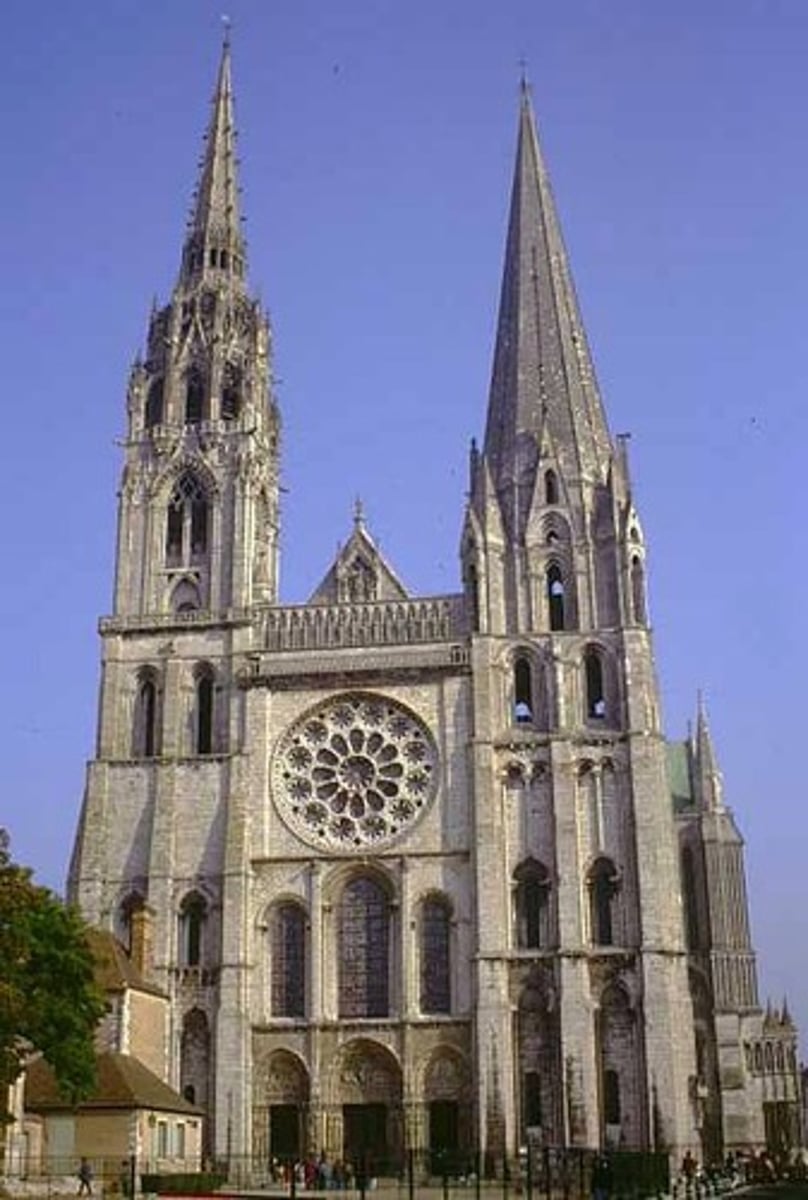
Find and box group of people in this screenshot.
[270,1152,358,1190]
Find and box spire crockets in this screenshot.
[483,81,612,537]
[180,34,246,289]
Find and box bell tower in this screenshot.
[115,35,279,619]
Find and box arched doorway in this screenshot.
[253,1050,310,1166]
[423,1050,472,1174]
[329,1040,403,1173]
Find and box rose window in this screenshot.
[272,694,438,850]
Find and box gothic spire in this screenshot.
[694,692,725,812]
[179,34,246,289]
[483,81,612,536]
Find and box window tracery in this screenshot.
[338,876,390,1017]
[272,694,438,851]
[271,902,306,1017]
[166,473,209,567]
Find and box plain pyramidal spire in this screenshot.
[179,33,247,288]
[482,77,612,535]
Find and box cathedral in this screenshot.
[68,42,800,1172]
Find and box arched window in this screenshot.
[420,896,451,1014]
[544,470,558,505]
[146,378,164,428]
[133,672,159,758]
[179,893,207,967]
[221,362,242,421]
[338,876,390,1018]
[185,369,205,424]
[630,556,647,625]
[547,564,565,631]
[514,656,533,723]
[195,667,214,755]
[166,474,209,567]
[589,857,619,946]
[172,578,201,614]
[271,903,306,1018]
[514,861,551,950]
[585,649,606,719]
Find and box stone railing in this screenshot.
[260,594,467,652]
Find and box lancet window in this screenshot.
[514,656,534,723]
[514,860,552,950]
[630,556,647,625]
[133,670,159,758]
[184,368,205,424]
[221,362,242,420]
[146,378,164,428]
[588,857,619,946]
[338,875,390,1018]
[271,902,306,1018]
[178,892,207,967]
[166,473,209,567]
[584,649,606,720]
[194,665,215,754]
[420,896,451,1014]
[547,564,566,631]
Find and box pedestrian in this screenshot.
[77,1158,93,1197]
[591,1154,611,1200]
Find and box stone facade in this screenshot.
[68,44,793,1172]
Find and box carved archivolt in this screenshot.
[253,1048,310,1104]
[272,693,438,852]
[329,1039,402,1105]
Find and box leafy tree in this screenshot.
[0,829,106,1119]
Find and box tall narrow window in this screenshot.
[544,470,558,505]
[589,858,618,946]
[179,893,207,967]
[166,474,209,567]
[547,564,565,631]
[630,556,646,625]
[195,668,214,754]
[467,563,480,632]
[271,903,306,1017]
[185,369,205,424]
[585,650,606,719]
[514,861,551,950]
[221,362,242,421]
[338,876,390,1018]
[134,674,158,758]
[514,657,533,723]
[421,897,451,1014]
[146,378,164,428]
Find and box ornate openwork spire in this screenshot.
[483,81,612,536]
[694,692,724,812]
[179,35,246,289]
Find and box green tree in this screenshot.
[0,829,106,1119]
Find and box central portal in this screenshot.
[343,1103,388,1167]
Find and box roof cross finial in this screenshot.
[353,496,365,530]
[221,13,232,48]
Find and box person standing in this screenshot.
[77,1158,93,1196]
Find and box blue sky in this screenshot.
[1,2,806,1044]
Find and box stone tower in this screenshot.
[69,51,787,1173]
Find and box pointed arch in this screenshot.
[171,578,201,614]
[588,856,620,946]
[221,361,242,420]
[598,984,641,1147]
[146,378,164,428]
[166,472,209,567]
[180,1007,211,1148]
[133,668,160,758]
[184,367,206,425]
[584,647,606,720]
[178,891,208,966]
[270,901,307,1018]
[194,663,215,755]
[117,891,145,955]
[513,655,534,723]
[513,859,552,950]
[546,562,566,631]
[420,894,452,1014]
[544,468,558,505]
[338,874,392,1018]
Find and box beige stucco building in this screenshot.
[67,41,799,1174]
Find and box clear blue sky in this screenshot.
[1,2,806,1044]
